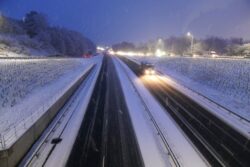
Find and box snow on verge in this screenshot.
[114,57,208,167]
[44,56,103,167]
[134,56,250,120]
[0,56,102,149]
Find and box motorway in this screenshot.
[18,55,250,167]
[67,56,144,167]
[120,56,250,167]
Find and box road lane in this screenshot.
[67,56,144,167]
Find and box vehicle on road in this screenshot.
[140,61,155,75]
[82,51,93,58]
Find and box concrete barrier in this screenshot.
[0,65,95,167]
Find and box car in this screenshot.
[140,61,156,75]
[82,51,93,58]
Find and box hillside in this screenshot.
[0,12,96,57]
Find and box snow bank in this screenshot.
[133,56,250,120]
[45,56,103,167]
[113,58,171,167]
[115,57,208,167]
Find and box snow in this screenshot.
[0,56,102,149]
[0,34,56,57]
[132,56,250,118]
[113,57,208,167]
[44,56,103,167]
[113,58,170,167]
[21,55,103,166]
[131,56,250,138]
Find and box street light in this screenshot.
[187,32,194,55]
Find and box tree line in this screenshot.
[0,11,96,57]
[112,36,250,56]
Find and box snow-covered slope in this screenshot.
[0,56,102,135]
[133,56,250,120]
[0,34,57,57]
[0,13,96,57]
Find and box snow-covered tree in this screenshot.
[0,12,95,57]
[24,11,48,38]
[0,15,25,34]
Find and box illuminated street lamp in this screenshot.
[187,32,194,55]
[155,48,166,57]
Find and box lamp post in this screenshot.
[187,32,194,55]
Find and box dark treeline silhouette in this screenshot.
[0,11,96,57]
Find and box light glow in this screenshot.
[192,54,199,58]
[109,50,145,57]
[108,49,167,57]
[108,50,115,55]
[155,49,166,57]
[187,32,192,37]
[212,54,218,58]
[144,69,156,75]
[170,53,175,57]
[97,46,105,51]
[150,70,155,75]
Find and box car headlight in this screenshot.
[150,70,155,75]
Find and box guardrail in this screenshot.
[0,65,95,150]
[121,57,250,166]
[0,65,95,167]
[0,94,59,149]
[118,58,181,167]
[125,56,250,125]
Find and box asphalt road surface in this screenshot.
[67,56,144,167]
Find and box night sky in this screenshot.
[0,0,250,44]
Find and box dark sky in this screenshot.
[0,0,250,44]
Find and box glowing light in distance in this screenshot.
[114,51,145,57]
[170,53,175,57]
[212,54,217,58]
[187,32,192,37]
[97,46,105,51]
[108,50,115,55]
[155,49,166,57]
[192,54,199,58]
[146,52,153,56]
